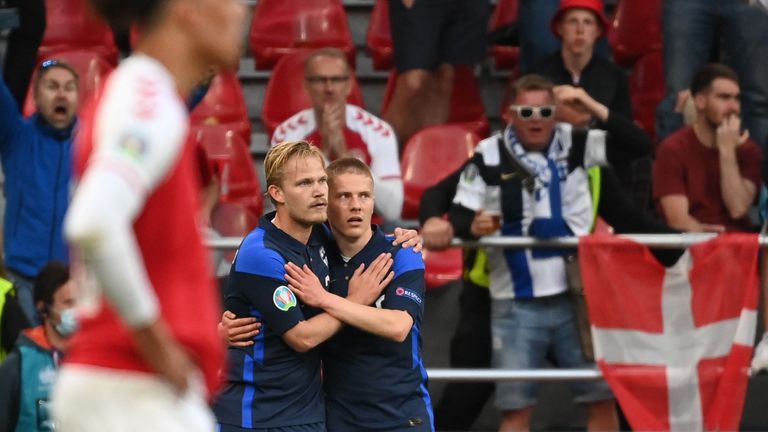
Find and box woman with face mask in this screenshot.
[0,261,75,432]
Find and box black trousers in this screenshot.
[434,277,494,430]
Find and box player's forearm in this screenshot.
[283,313,343,353]
[65,171,159,327]
[320,294,413,342]
[719,151,755,219]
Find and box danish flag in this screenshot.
[578,234,758,431]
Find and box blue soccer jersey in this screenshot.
[322,226,434,431]
[214,214,331,429]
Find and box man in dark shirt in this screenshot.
[284,157,433,431]
[534,0,651,210]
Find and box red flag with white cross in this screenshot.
[578,233,758,431]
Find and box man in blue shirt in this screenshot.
[214,141,397,431]
[285,157,433,431]
[0,60,79,326]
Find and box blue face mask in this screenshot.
[55,308,79,337]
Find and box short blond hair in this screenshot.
[326,157,373,188]
[264,141,325,203]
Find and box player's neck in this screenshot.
[272,211,314,245]
[335,229,373,258]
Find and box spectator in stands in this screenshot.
[518,0,610,75]
[0,262,74,432]
[382,0,487,145]
[2,0,46,110]
[271,48,403,222]
[656,0,768,147]
[534,0,652,210]
[448,74,618,431]
[0,59,78,326]
[653,63,763,233]
[284,157,432,431]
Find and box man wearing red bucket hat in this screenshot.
[535,0,652,211]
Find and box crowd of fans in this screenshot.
[1,0,768,430]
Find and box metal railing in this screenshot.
[207,232,762,382]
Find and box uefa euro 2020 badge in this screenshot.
[273,286,298,311]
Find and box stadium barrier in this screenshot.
[207,232,760,382]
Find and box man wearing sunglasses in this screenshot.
[0,59,79,327]
[271,48,403,222]
[448,74,630,431]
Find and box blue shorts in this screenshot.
[491,293,613,411]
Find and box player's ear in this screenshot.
[268,184,285,205]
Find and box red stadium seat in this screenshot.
[629,51,665,146]
[261,50,365,137]
[609,0,662,68]
[422,247,464,290]
[210,201,259,262]
[194,126,263,218]
[400,124,478,220]
[190,70,252,146]
[366,0,394,71]
[381,66,489,137]
[249,0,355,70]
[23,49,115,117]
[489,0,520,70]
[38,0,118,65]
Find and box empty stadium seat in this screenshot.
[190,70,251,146]
[400,124,478,220]
[38,0,118,64]
[366,0,394,71]
[422,247,464,290]
[210,201,259,262]
[194,126,263,218]
[489,0,520,70]
[261,50,365,137]
[23,49,115,117]
[629,51,665,146]
[249,0,355,70]
[609,0,662,68]
[381,66,489,137]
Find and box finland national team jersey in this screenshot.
[213,213,330,429]
[322,227,434,431]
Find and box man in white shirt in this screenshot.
[271,48,403,221]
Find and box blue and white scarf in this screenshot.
[503,125,569,190]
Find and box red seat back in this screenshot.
[365,0,394,71]
[194,126,263,218]
[423,247,464,290]
[39,0,118,64]
[190,70,251,145]
[261,50,364,137]
[629,52,665,146]
[23,49,114,117]
[249,0,355,70]
[609,0,662,68]
[381,66,489,137]
[400,124,478,219]
[210,201,259,262]
[489,0,520,70]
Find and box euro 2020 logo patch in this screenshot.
[273,286,298,311]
